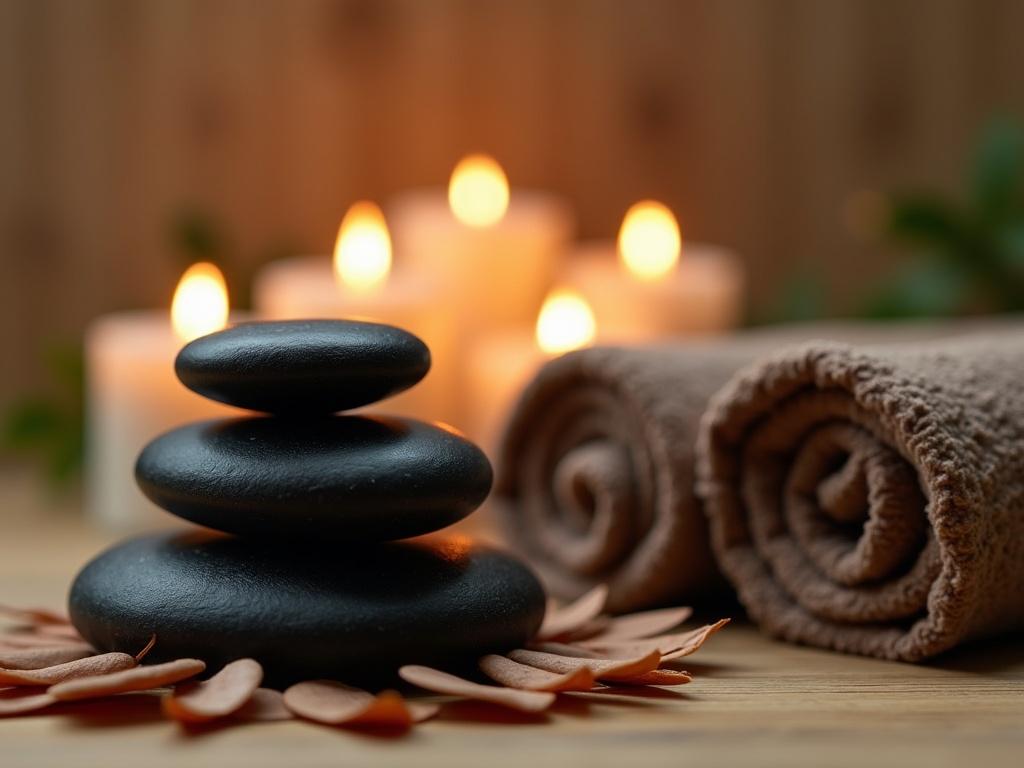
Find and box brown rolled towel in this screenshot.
[494,344,749,613]
[492,321,980,613]
[697,331,1024,660]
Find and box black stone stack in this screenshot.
[69,319,546,685]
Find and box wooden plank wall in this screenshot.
[2,0,1023,402]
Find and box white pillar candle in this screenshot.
[85,264,239,532]
[387,156,574,424]
[252,202,456,424]
[559,201,744,342]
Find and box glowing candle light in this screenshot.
[535,289,597,355]
[333,201,392,293]
[617,200,682,282]
[171,262,229,342]
[448,154,510,228]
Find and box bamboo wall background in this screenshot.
[2,0,1024,403]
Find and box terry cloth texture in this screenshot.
[697,331,1024,661]
[492,322,967,613]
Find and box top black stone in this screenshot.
[175,319,431,414]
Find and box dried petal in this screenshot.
[579,619,730,660]
[163,658,263,723]
[0,633,86,649]
[50,658,206,701]
[0,644,96,671]
[591,606,693,642]
[283,680,418,727]
[606,668,693,686]
[399,665,555,713]
[35,624,83,641]
[232,688,293,722]
[508,648,661,681]
[0,652,136,686]
[536,585,608,641]
[478,654,595,692]
[0,690,57,717]
[407,700,440,723]
[0,605,70,626]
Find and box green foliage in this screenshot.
[1,342,85,489]
[863,118,1024,318]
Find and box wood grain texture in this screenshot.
[0,467,1022,767]
[3,0,1024,405]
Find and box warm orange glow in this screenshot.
[617,200,681,281]
[333,201,392,292]
[171,262,229,343]
[535,289,597,355]
[448,154,510,227]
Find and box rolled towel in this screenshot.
[697,332,1024,661]
[494,344,751,612]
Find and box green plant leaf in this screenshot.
[885,195,963,250]
[862,258,970,319]
[971,119,1024,224]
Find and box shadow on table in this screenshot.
[930,632,1024,676]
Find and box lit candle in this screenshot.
[465,288,597,455]
[560,200,744,342]
[86,263,240,531]
[388,154,574,341]
[252,201,455,423]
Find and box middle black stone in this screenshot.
[135,415,493,541]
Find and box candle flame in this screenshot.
[171,262,229,343]
[448,154,510,227]
[334,201,392,292]
[535,289,596,355]
[617,200,681,281]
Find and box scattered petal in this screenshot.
[163,658,263,723]
[408,700,441,723]
[0,633,86,649]
[284,680,416,727]
[578,619,730,660]
[536,585,608,641]
[0,605,70,626]
[232,688,293,722]
[0,690,57,717]
[606,669,693,686]
[0,652,136,686]
[527,641,602,659]
[399,665,555,713]
[591,606,693,642]
[0,644,96,671]
[508,648,661,682]
[478,654,595,692]
[35,624,84,641]
[49,658,206,701]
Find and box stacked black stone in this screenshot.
[68,320,546,685]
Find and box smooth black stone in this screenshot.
[69,532,546,685]
[175,319,431,414]
[136,415,493,541]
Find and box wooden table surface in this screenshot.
[2,469,1022,768]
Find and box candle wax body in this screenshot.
[463,330,547,541]
[253,256,456,425]
[388,189,572,427]
[559,242,744,343]
[389,189,573,334]
[86,311,243,532]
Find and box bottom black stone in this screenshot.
[68,532,546,685]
